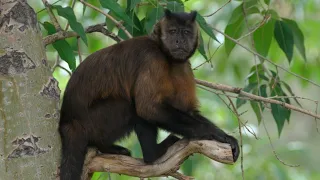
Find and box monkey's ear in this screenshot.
[150,21,161,41]
[190,11,197,22]
[164,9,173,19]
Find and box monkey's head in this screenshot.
[151,9,199,62]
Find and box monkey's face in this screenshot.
[160,10,198,62]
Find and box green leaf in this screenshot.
[251,101,262,123]
[260,84,267,98]
[53,5,88,46]
[271,92,287,136]
[228,3,259,24]
[281,81,302,107]
[270,83,291,135]
[253,18,275,57]
[250,89,263,123]
[167,1,184,12]
[283,18,307,61]
[236,83,258,108]
[100,0,138,30]
[246,64,269,83]
[283,92,291,122]
[127,0,141,10]
[274,20,294,63]
[196,14,218,42]
[243,0,258,9]
[43,22,76,71]
[225,17,245,56]
[118,10,145,39]
[264,0,271,5]
[144,6,164,34]
[198,32,208,60]
[224,3,259,56]
[105,11,117,32]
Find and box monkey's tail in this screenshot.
[59,117,88,180]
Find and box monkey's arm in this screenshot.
[136,99,239,161]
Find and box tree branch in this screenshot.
[41,0,62,31]
[81,139,234,180]
[43,23,122,46]
[79,0,132,39]
[195,79,320,120]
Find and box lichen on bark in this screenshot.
[0,0,61,179]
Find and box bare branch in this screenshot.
[44,23,122,45]
[195,79,320,120]
[79,0,132,39]
[81,139,234,180]
[225,94,244,180]
[203,0,232,17]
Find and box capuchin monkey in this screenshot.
[58,9,239,180]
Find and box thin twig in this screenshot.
[261,117,300,167]
[315,102,319,133]
[211,27,320,88]
[79,0,132,39]
[197,86,258,139]
[225,94,244,180]
[137,2,167,7]
[77,37,83,64]
[237,14,270,41]
[195,79,320,120]
[193,44,221,70]
[57,65,72,76]
[203,0,232,17]
[37,0,61,14]
[267,96,318,103]
[41,0,62,31]
[44,23,122,45]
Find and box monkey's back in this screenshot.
[61,36,165,117]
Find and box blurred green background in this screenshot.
[29,0,320,179]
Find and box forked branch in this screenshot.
[81,139,234,180]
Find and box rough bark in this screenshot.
[0,0,61,179]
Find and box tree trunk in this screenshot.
[0,0,61,179]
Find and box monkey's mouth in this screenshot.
[172,48,188,53]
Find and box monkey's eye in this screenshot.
[183,30,190,34]
[169,29,177,34]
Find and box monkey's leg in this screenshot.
[135,119,180,163]
[148,106,239,162]
[88,99,135,157]
[135,120,160,163]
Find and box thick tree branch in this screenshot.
[43,23,122,46]
[81,139,233,180]
[195,79,320,120]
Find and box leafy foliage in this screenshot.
[42,22,76,71]
[53,5,88,45]
[274,20,294,63]
[36,0,319,179]
[99,0,138,29]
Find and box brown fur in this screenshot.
[59,10,239,180]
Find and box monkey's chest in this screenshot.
[169,77,197,112]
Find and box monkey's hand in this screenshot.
[224,135,239,162]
